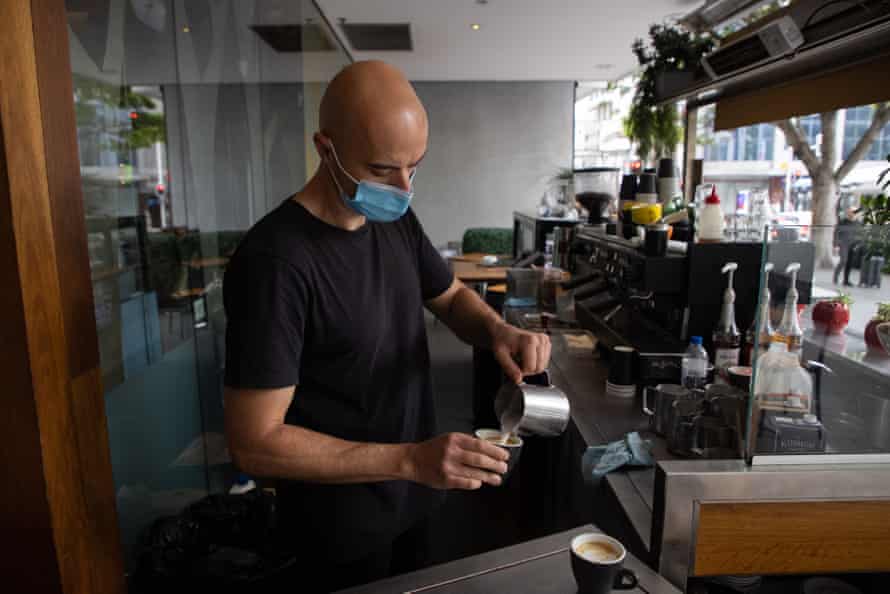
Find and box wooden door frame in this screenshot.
[0,1,124,592]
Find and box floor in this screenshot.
[426,313,476,437]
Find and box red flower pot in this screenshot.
[865,319,888,355]
[812,301,851,335]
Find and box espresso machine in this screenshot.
[569,230,688,385]
[567,231,817,387]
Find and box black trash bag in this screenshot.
[131,490,296,593]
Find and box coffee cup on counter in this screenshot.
[474,429,523,481]
[606,345,636,398]
[570,533,638,594]
[645,223,669,257]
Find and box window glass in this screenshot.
[693,101,890,461]
[66,0,350,570]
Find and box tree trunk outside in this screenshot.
[811,171,837,269]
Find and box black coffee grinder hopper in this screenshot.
[575,192,613,225]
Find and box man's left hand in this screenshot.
[491,323,551,384]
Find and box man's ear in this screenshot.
[312,132,330,160]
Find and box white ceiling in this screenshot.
[316,0,704,81]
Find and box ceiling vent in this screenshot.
[250,24,335,52]
[341,23,413,51]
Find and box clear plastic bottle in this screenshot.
[753,341,813,415]
[698,186,725,242]
[681,336,709,389]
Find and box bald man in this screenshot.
[222,61,550,591]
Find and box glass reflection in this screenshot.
[67,0,350,569]
[747,224,890,462]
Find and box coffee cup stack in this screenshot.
[657,158,679,204]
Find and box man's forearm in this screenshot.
[440,285,506,348]
[231,422,412,484]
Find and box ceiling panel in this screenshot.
[317,0,704,81]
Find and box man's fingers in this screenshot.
[494,346,523,384]
[457,449,509,474]
[463,436,510,462]
[455,465,502,486]
[448,477,483,490]
[519,338,539,376]
[537,335,551,374]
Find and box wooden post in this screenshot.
[682,104,699,204]
[0,0,125,592]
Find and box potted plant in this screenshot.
[865,302,890,355]
[857,154,890,276]
[812,294,852,335]
[624,24,715,165]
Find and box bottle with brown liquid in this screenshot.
[713,262,741,374]
[743,263,774,367]
[776,262,803,356]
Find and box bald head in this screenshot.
[315,61,428,194]
[320,60,427,146]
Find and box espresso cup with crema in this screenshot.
[570,532,638,594]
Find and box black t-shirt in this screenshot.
[223,199,453,562]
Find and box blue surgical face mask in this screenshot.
[325,142,415,223]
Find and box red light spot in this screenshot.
[156,183,165,194]
[129,111,139,120]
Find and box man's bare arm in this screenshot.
[224,385,507,488]
[425,279,503,348]
[426,278,551,383]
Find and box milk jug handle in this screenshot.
[522,370,551,387]
[642,386,656,416]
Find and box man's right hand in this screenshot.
[404,433,509,490]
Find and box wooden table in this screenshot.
[168,287,208,300]
[449,253,509,285]
[187,256,230,269]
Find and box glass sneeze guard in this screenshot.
[746,223,890,464]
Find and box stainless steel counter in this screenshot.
[335,525,681,594]
[507,308,676,552]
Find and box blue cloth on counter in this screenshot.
[582,432,654,482]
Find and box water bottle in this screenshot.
[681,336,708,389]
[228,473,256,495]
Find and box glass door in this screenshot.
[65,0,350,570]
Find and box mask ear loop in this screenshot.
[326,142,360,185]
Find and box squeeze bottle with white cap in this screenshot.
[713,262,741,374]
[776,263,803,356]
[744,262,774,366]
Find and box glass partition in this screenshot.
[746,223,890,463]
[66,0,350,570]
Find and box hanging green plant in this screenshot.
[624,23,715,165]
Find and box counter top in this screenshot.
[507,308,676,551]
[514,210,582,223]
[335,525,681,594]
